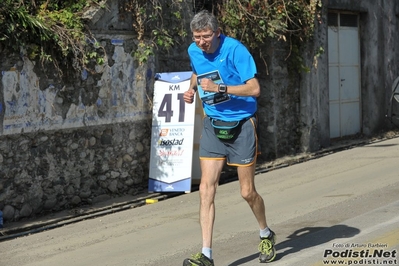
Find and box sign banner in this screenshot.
[148,71,196,193]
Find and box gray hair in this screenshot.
[190,10,219,32]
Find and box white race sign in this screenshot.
[148,71,200,193]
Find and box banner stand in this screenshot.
[148,71,202,193]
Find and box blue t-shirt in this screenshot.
[188,34,258,121]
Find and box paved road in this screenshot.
[1,137,399,266]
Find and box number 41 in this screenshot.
[157,93,185,123]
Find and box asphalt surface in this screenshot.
[0,137,398,266]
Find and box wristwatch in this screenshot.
[218,83,227,94]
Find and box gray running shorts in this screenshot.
[199,115,259,166]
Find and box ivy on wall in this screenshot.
[124,0,323,71]
[0,0,322,75]
[0,0,105,77]
[217,0,323,73]
[120,0,188,64]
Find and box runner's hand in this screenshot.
[200,78,217,93]
[183,89,196,104]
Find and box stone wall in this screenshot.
[0,121,151,221]
[299,2,330,152]
[0,25,156,221]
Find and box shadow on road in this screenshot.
[228,224,360,265]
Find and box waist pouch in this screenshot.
[210,118,246,140]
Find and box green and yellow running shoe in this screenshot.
[259,230,277,263]
[183,253,214,266]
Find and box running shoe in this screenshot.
[183,253,214,266]
[258,230,276,263]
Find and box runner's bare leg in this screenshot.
[199,158,225,248]
[237,162,268,230]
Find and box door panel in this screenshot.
[340,66,360,100]
[339,28,359,65]
[328,28,339,64]
[329,66,340,101]
[328,12,361,138]
[329,103,340,138]
[341,102,361,136]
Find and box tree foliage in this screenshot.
[218,0,322,44]
[127,0,323,70]
[120,0,188,64]
[218,0,323,73]
[0,0,104,76]
[0,0,322,74]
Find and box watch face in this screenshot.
[219,84,227,93]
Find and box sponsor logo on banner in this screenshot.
[158,138,184,146]
[159,129,169,136]
[165,185,174,190]
[158,149,185,157]
[159,128,185,137]
[169,128,185,136]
